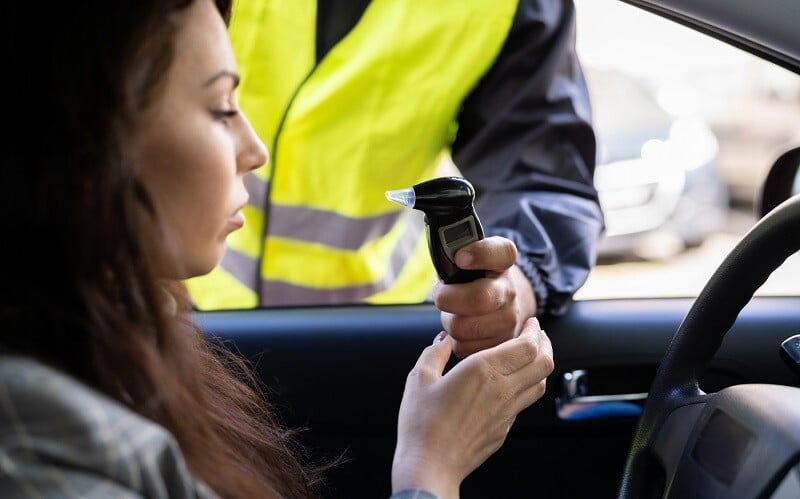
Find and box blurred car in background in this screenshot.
[589,68,730,260]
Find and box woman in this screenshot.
[1,1,554,498]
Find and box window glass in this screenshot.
[573,0,800,300]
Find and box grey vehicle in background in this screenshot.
[589,68,730,260]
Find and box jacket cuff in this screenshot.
[515,252,550,316]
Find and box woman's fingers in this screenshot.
[456,317,553,418]
[476,317,551,377]
[407,331,453,384]
[392,318,553,496]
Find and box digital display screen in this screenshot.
[443,220,473,244]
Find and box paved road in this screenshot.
[576,208,800,300]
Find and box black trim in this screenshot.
[619,0,800,74]
[315,0,372,62]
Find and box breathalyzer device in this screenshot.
[386,177,486,284]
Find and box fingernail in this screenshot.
[457,251,473,267]
[531,316,540,328]
[434,331,448,344]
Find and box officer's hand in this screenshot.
[433,236,537,358]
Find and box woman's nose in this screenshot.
[237,112,268,173]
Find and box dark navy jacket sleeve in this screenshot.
[452,0,604,317]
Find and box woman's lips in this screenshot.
[226,210,245,231]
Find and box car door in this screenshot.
[196,296,800,499]
[196,1,800,497]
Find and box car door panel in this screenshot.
[195,296,800,498]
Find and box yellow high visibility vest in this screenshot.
[186,0,518,309]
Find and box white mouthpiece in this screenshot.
[385,187,416,208]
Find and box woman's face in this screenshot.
[137,0,267,279]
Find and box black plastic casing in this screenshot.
[412,177,486,283]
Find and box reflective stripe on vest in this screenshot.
[186,0,519,309]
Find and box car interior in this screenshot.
[196,1,800,497]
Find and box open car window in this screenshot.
[573,0,800,301]
[195,0,800,309]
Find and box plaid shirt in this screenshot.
[0,355,217,498]
[0,355,440,499]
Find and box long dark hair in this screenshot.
[4,1,318,497]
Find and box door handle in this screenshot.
[556,369,646,421]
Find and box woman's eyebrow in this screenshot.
[203,70,240,88]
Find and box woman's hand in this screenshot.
[434,236,537,358]
[391,317,553,499]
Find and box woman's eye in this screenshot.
[210,109,239,123]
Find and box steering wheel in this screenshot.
[618,194,800,498]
